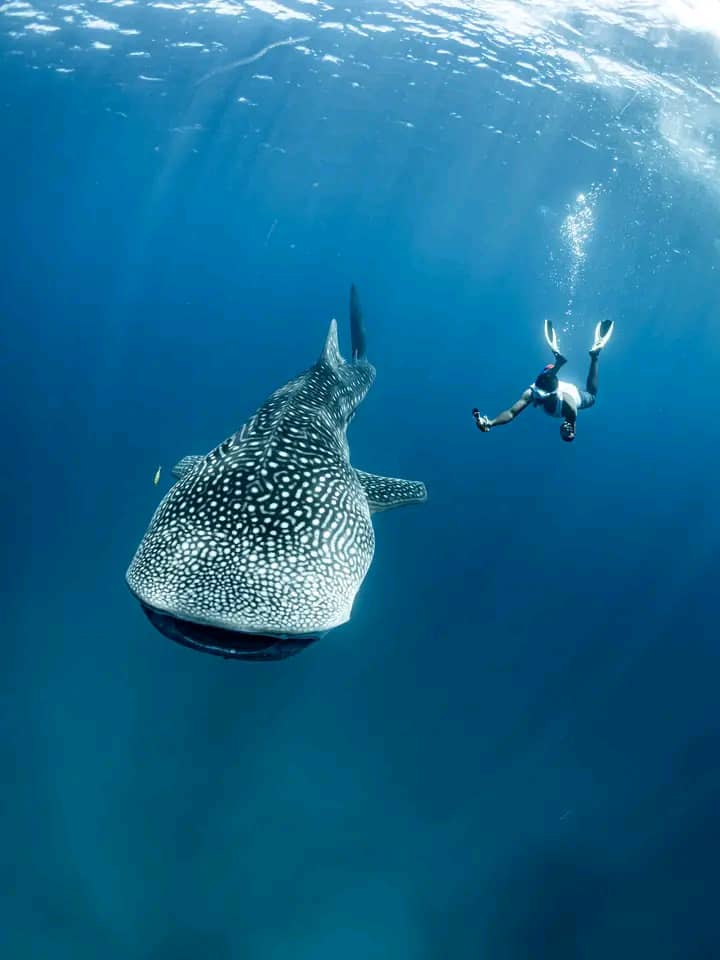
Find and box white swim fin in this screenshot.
[591,319,614,353]
[544,318,560,354]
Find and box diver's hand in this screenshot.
[472,409,492,432]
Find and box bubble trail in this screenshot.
[559,186,599,333]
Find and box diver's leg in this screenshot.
[586,352,599,398]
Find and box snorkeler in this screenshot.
[473,318,614,443]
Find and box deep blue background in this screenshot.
[2,4,720,957]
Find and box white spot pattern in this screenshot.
[126,351,377,635]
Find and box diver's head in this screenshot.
[535,363,557,393]
[560,419,575,443]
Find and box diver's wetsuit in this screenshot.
[530,352,598,418]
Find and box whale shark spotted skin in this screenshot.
[126,286,427,660]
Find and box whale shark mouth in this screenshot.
[140,604,321,661]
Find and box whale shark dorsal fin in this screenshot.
[172,455,203,480]
[321,318,343,367]
[355,470,427,513]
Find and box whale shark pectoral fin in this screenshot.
[320,317,343,367]
[355,469,427,513]
[172,455,203,481]
[350,283,367,361]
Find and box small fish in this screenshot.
[153,466,162,486]
[265,218,278,244]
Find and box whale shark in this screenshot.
[126,286,427,660]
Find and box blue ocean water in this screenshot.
[3,0,720,955]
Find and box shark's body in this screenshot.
[126,287,426,660]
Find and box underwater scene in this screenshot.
[3,0,720,956]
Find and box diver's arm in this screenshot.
[477,389,532,430]
[560,397,577,425]
[491,393,530,426]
